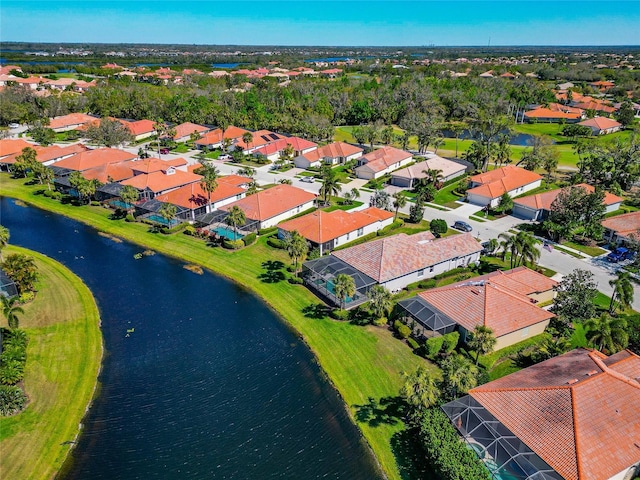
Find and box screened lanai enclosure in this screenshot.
[396,296,457,338]
[301,256,376,308]
[442,396,563,480]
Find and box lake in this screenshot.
[0,198,382,480]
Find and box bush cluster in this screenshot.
[242,232,257,246]
[267,237,286,249]
[0,329,28,390]
[0,385,27,416]
[288,276,304,285]
[424,332,460,360]
[258,226,278,236]
[330,308,349,321]
[394,320,411,339]
[377,218,404,236]
[222,239,244,250]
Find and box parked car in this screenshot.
[607,247,632,263]
[452,221,473,232]
[160,148,170,155]
[219,154,231,160]
[300,177,314,183]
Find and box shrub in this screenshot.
[288,276,304,285]
[90,200,100,206]
[373,316,388,327]
[242,232,257,246]
[1,344,26,364]
[433,267,469,280]
[42,190,54,198]
[308,248,321,260]
[222,239,244,250]
[430,219,448,236]
[394,320,411,339]
[51,191,62,200]
[418,279,437,289]
[163,222,188,235]
[183,225,196,236]
[330,308,350,321]
[18,291,35,304]
[0,385,27,416]
[267,237,286,249]
[407,337,420,350]
[258,226,278,236]
[441,331,460,355]
[377,218,404,236]
[409,202,425,223]
[425,336,446,359]
[0,360,24,385]
[125,214,135,222]
[286,265,295,273]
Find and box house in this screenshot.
[354,146,413,180]
[277,207,394,255]
[1,144,90,169]
[125,157,189,175]
[302,233,482,308]
[442,348,640,480]
[523,107,582,123]
[219,184,317,229]
[466,166,542,208]
[120,168,202,200]
[194,125,250,150]
[53,148,137,172]
[155,181,246,221]
[252,136,318,161]
[49,113,97,132]
[513,184,623,221]
[81,161,136,184]
[0,139,38,170]
[589,80,615,91]
[294,142,363,169]
[577,117,622,135]
[390,156,467,188]
[399,267,557,348]
[602,211,640,245]
[233,130,285,154]
[171,122,210,142]
[121,119,156,141]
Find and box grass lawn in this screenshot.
[170,144,190,154]
[432,182,464,207]
[553,245,586,259]
[471,209,498,221]
[0,246,102,480]
[561,241,607,257]
[1,175,428,480]
[323,198,364,212]
[204,150,222,159]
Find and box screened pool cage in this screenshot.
[396,296,457,338]
[442,396,563,480]
[194,210,259,234]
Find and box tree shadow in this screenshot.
[258,260,286,283]
[390,427,438,480]
[349,306,372,326]
[262,260,285,271]
[301,303,330,319]
[353,396,404,427]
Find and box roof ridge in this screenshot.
[570,386,583,480]
[589,351,640,389]
[472,384,572,393]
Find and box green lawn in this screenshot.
[0,246,102,480]
[432,181,464,207]
[170,144,190,154]
[323,197,364,212]
[561,241,607,257]
[1,175,428,480]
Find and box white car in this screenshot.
[300,177,314,183]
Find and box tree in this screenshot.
[2,253,38,294]
[400,367,440,414]
[467,325,496,365]
[448,121,466,158]
[380,125,394,145]
[409,199,425,223]
[494,192,513,214]
[392,192,406,220]
[158,203,177,228]
[68,171,100,204]
[517,135,556,173]
[241,132,253,152]
[429,219,448,236]
[0,226,9,261]
[533,334,571,362]
[29,121,55,145]
[343,188,360,205]
[33,163,54,190]
[552,269,598,322]
[199,164,220,211]
[333,273,355,310]
[237,166,256,178]
[86,118,133,147]
[609,271,634,315]
[284,230,308,276]
[1,296,24,330]
[370,189,391,210]
[119,185,139,216]
[319,167,342,205]
[616,101,635,127]
[585,313,629,354]
[422,168,444,187]
[469,112,512,171]
[224,206,246,241]
[498,231,539,268]
[367,285,393,323]
[441,354,479,399]
[12,147,38,178]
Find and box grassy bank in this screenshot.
[1,176,428,480]
[0,245,102,480]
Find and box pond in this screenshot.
[440,129,555,146]
[0,198,382,480]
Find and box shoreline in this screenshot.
[1,177,428,480]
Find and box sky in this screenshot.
[2,1,639,47]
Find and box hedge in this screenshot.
[222,239,244,250]
[394,320,411,339]
[425,332,459,360]
[242,232,257,246]
[267,237,286,249]
[407,337,420,350]
[377,218,404,236]
[288,276,304,285]
[258,226,278,236]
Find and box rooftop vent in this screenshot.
[586,370,599,376]
[567,378,579,385]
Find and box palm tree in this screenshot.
[535,334,571,362]
[515,231,540,267]
[285,231,308,276]
[498,232,518,266]
[333,273,355,310]
[224,206,246,241]
[400,367,440,413]
[449,122,466,158]
[158,203,177,228]
[200,164,220,212]
[367,285,393,323]
[422,168,444,187]
[467,324,497,365]
[1,296,24,330]
[609,271,634,314]
[241,132,253,153]
[585,313,629,354]
[319,168,342,206]
[0,226,9,261]
[119,185,139,216]
[441,354,479,399]
[238,166,256,178]
[432,136,445,155]
[2,253,38,294]
[392,192,407,220]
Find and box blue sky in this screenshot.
[3,1,639,46]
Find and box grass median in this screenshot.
[1,175,429,480]
[0,245,102,480]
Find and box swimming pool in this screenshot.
[147,214,178,227]
[213,226,244,240]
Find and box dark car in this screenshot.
[453,221,473,232]
[607,247,631,263]
[160,148,170,155]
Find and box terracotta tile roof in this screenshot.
[125,157,187,174]
[578,116,622,130]
[547,102,584,115]
[122,119,156,136]
[234,130,285,150]
[54,148,137,171]
[333,232,481,283]
[468,166,542,200]
[120,169,201,193]
[572,100,616,114]
[195,126,251,146]
[218,174,252,187]
[172,122,209,140]
[155,181,244,210]
[391,157,466,181]
[601,211,640,239]
[469,349,640,480]
[418,278,555,337]
[299,142,363,163]
[48,113,96,130]
[450,266,558,297]
[357,146,412,173]
[220,184,316,222]
[278,207,393,244]
[252,136,318,156]
[514,184,623,211]
[0,139,37,159]
[524,107,582,120]
[81,162,136,183]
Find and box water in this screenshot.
[211,63,241,68]
[440,129,555,146]
[213,225,244,240]
[0,198,381,480]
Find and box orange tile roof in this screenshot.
[0,139,37,158]
[172,122,209,140]
[125,157,187,174]
[278,207,393,243]
[48,113,96,130]
[547,102,584,115]
[234,130,285,150]
[357,146,412,173]
[333,232,481,283]
[449,266,558,297]
[601,211,640,239]
[219,184,316,222]
[218,174,252,187]
[572,100,616,114]
[524,107,582,120]
[194,126,250,146]
[155,181,244,210]
[468,166,542,200]
[299,142,363,163]
[81,162,136,183]
[54,148,137,171]
[514,184,623,211]
[120,169,202,193]
[123,119,156,136]
[578,116,622,130]
[469,349,640,480]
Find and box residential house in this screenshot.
[0,139,37,170]
[233,130,286,155]
[120,167,202,200]
[155,180,246,221]
[252,136,318,161]
[577,117,622,135]
[602,211,640,245]
[277,207,394,255]
[390,155,467,188]
[523,106,582,123]
[219,184,317,229]
[53,148,137,172]
[1,144,90,169]
[513,184,623,221]
[302,232,482,308]
[466,166,542,208]
[399,267,557,348]
[442,348,640,480]
[49,113,97,132]
[194,126,250,150]
[294,142,363,169]
[354,146,413,180]
[171,122,210,142]
[121,119,156,141]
